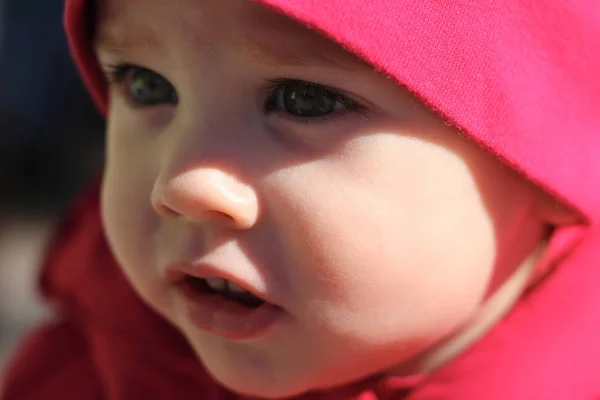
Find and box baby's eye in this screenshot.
[107,64,178,106]
[266,79,357,118]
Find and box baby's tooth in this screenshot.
[227,281,247,293]
[206,278,226,291]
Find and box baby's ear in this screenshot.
[536,191,582,226]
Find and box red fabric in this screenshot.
[3,0,600,399]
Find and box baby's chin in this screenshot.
[199,357,312,398]
[204,367,360,399]
[186,336,356,398]
[189,337,402,399]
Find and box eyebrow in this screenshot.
[240,34,370,72]
[95,20,371,73]
[95,28,160,56]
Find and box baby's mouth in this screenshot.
[166,262,283,339]
[181,276,266,309]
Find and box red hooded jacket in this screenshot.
[2,0,600,399]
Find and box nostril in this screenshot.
[202,210,236,224]
[155,203,180,218]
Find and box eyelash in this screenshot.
[105,62,137,86]
[103,63,368,122]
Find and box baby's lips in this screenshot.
[162,260,275,306]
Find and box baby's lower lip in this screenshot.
[175,279,285,340]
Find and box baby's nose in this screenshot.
[151,168,259,229]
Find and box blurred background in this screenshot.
[0,0,104,376]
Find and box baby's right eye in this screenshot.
[106,64,178,106]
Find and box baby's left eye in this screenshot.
[266,79,358,118]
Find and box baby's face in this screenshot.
[95,0,548,397]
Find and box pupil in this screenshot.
[284,83,337,117]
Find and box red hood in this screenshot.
[6,1,600,399]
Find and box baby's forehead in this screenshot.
[95,0,370,72]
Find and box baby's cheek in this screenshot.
[101,167,164,304]
[280,181,492,348]
[277,194,403,328]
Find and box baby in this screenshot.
[3,0,600,399]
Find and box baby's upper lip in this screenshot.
[163,261,274,305]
